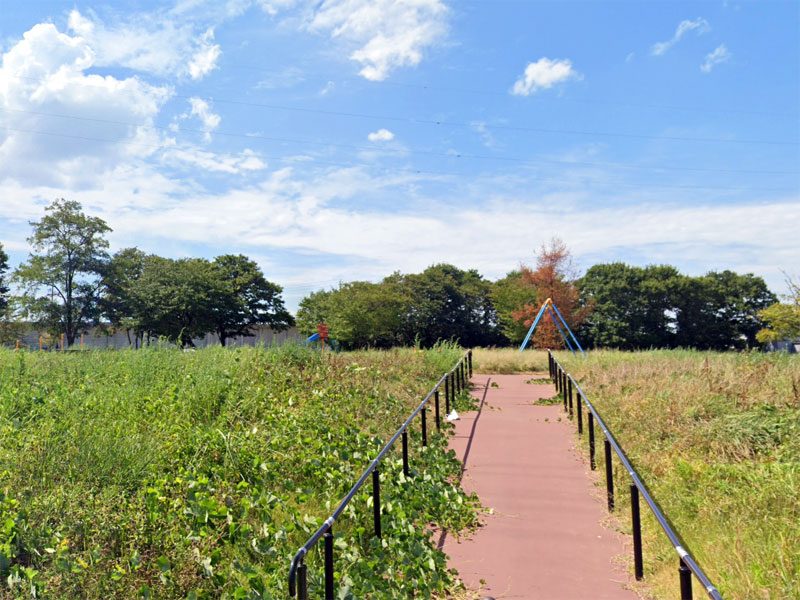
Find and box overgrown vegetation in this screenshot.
[0,343,479,599]
[559,350,800,600]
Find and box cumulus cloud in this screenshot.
[67,9,220,79]
[701,44,731,72]
[0,22,171,186]
[512,58,581,96]
[264,0,449,81]
[651,17,710,56]
[367,128,394,142]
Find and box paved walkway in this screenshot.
[442,374,639,600]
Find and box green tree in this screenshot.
[579,263,680,349]
[324,281,409,349]
[210,254,294,346]
[387,264,501,347]
[673,271,776,350]
[491,270,538,345]
[131,256,223,347]
[14,199,111,347]
[296,289,333,337]
[99,247,148,345]
[0,242,9,313]
[0,244,24,345]
[756,276,800,344]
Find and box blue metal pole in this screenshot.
[518,302,548,352]
[549,301,586,356]
[547,307,575,354]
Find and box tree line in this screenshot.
[1,201,797,350]
[298,239,794,351]
[0,199,293,347]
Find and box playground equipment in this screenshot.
[518,297,585,356]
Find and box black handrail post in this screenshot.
[631,484,643,580]
[588,412,596,470]
[297,560,308,600]
[604,439,614,511]
[421,406,427,447]
[562,372,568,413]
[577,392,583,434]
[324,528,334,600]
[679,559,693,600]
[445,377,451,414]
[434,389,441,431]
[568,377,574,419]
[372,469,381,538]
[468,349,473,377]
[402,430,409,477]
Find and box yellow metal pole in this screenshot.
[15,340,19,352]
[81,333,84,350]
[61,333,65,351]
[39,336,43,351]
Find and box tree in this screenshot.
[0,242,9,313]
[387,264,501,347]
[512,239,590,349]
[324,281,409,349]
[0,244,24,345]
[491,270,539,345]
[756,275,800,344]
[14,199,111,347]
[209,254,294,346]
[99,247,148,345]
[296,289,333,337]
[130,257,222,347]
[673,271,776,350]
[579,263,680,349]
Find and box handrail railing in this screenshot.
[288,349,473,599]
[548,350,723,600]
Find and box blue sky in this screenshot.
[1,0,798,312]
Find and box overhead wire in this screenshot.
[1,125,797,194]
[2,106,798,178]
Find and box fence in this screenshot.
[287,350,473,600]
[548,350,723,600]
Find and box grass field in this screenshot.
[0,344,479,599]
[555,349,800,600]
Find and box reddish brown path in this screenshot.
[442,374,638,600]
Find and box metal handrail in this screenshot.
[548,350,723,600]
[288,349,473,599]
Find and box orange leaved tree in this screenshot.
[512,238,591,349]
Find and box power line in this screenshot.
[2,125,797,194]
[215,64,799,119]
[2,106,798,177]
[9,74,799,146]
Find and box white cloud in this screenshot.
[701,44,731,72]
[651,17,710,56]
[66,9,220,80]
[367,128,394,142]
[175,97,221,140]
[163,147,267,173]
[265,0,449,81]
[512,58,581,96]
[188,28,222,80]
[0,22,171,186]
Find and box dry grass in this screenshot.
[557,349,800,600]
[470,347,549,373]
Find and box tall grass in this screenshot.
[470,347,549,373]
[0,344,479,599]
[558,349,800,600]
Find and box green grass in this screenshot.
[0,343,479,599]
[557,349,800,600]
